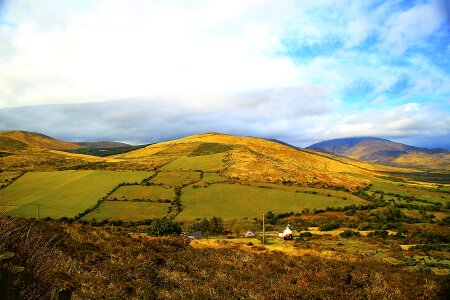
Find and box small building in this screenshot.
[278,224,293,240]
[244,230,255,238]
[186,231,202,239]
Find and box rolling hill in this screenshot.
[0,130,422,188]
[0,130,83,150]
[308,137,450,169]
[112,132,422,190]
[2,130,449,222]
[0,130,110,171]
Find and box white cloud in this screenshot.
[345,18,371,48]
[0,0,304,107]
[0,0,449,151]
[379,1,445,55]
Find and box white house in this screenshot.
[278,224,293,240]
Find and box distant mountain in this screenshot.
[308,137,449,169]
[76,141,132,149]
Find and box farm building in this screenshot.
[278,224,293,240]
[244,230,255,238]
[186,231,202,239]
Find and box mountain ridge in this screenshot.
[308,137,449,169]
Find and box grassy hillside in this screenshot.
[308,137,449,169]
[0,130,83,150]
[114,132,393,190]
[3,131,447,224]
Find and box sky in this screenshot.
[0,0,449,148]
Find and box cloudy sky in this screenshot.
[0,0,449,148]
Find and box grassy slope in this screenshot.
[115,132,409,190]
[160,153,224,171]
[177,183,368,220]
[0,170,153,218]
[394,152,450,169]
[0,130,82,150]
[82,201,170,221]
[310,138,449,169]
[150,171,201,187]
[107,185,175,201]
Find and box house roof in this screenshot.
[187,231,202,238]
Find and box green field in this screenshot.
[107,185,175,201]
[202,172,228,183]
[177,183,368,220]
[151,171,201,187]
[0,170,154,219]
[369,178,449,204]
[82,201,170,221]
[248,182,364,202]
[160,153,225,171]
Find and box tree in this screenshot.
[148,219,181,236]
[209,216,224,235]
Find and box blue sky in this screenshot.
[0,0,449,148]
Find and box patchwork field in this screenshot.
[107,185,175,201]
[82,201,170,221]
[0,170,154,219]
[150,171,201,187]
[177,183,369,220]
[369,177,449,204]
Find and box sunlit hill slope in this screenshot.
[113,132,420,189]
[308,137,450,169]
[0,130,425,189]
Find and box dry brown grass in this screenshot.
[14,221,445,299]
[0,218,71,299]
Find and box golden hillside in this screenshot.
[394,152,450,169]
[309,137,449,170]
[0,130,110,171]
[114,132,421,189]
[0,130,83,150]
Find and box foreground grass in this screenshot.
[0,170,154,218]
[45,222,450,298]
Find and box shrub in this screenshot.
[299,231,313,238]
[368,230,389,238]
[148,219,182,236]
[340,230,351,238]
[319,222,340,231]
[380,223,399,230]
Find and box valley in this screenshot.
[0,130,449,299]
